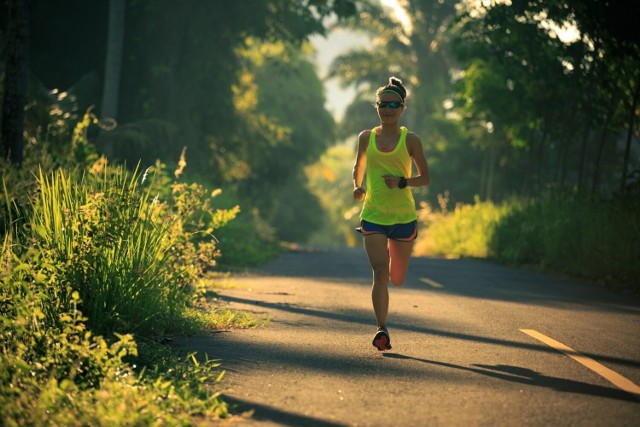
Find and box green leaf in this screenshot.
[35,225,48,239]
[13,264,30,273]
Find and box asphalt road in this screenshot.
[177,247,640,426]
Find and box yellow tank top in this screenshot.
[361,126,417,225]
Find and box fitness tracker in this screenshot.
[398,177,408,189]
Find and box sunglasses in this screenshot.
[376,101,403,109]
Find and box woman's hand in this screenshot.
[353,186,366,201]
[383,175,401,189]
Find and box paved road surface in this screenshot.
[176,247,640,426]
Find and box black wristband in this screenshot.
[398,177,408,189]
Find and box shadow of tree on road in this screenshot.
[222,396,348,427]
[221,294,640,370]
[256,249,640,315]
[383,354,640,403]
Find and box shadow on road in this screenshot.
[383,353,640,403]
[223,396,348,427]
[221,294,640,370]
[256,248,640,316]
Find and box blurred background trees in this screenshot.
[1,0,356,243]
[329,0,639,207]
[451,0,640,199]
[1,0,638,247]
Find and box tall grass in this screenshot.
[31,166,190,335]
[0,241,229,425]
[1,110,266,425]
[414,196,514,258]
[490,195,640,291]
[415,194,640,294]
[1,161,237,424]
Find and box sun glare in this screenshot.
[534,11,581,44]
[381,0,413,35]
[461,1,582,45]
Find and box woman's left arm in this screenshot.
[407,133,431,187]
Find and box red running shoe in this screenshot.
[372,326,392,351]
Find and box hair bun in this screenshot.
[376,76,408,101]
[388,76,406,98]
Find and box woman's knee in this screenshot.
[389,271,406,287]
[372,262,389,280]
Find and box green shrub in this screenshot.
[0,107,267,426]
[490,195,640,291]
[0,235,229,426]
[215,206,281,269]
[415,197,513,258]
[29,164,219,336]
[416,193,640,294]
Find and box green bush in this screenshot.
[415,196,513,258]
[0,106,269,426]
[1,161,240,425]
[490,195,640,292]
[1,235,229,426]
[215,206,282,269]
[415,194,639,294]
[25,152,239,336]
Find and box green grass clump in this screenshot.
[29,163,234,336]
[186,306,268,330]
[31,166,189,335]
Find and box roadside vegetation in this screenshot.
[0,113,273,425]
[414,192,640,295]
[1,2,357,423]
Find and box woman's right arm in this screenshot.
[352,131,369,201]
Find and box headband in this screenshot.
[380,88,404,102]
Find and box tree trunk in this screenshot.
[486,137,498,201]
[591,101,615,195]
[536,128,548,190]
[620,79,640,194]
[479,142,488,200]
[1,0,30,166]
[99,0,126,158]
[577,119,591,193]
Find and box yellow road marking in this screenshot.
[520,329,640,396]
[419,277,444,288]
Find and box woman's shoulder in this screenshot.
[358,128,376,143]
[356,129,372,151]
[404,130,423,154]
[359,127,378,138]
[405,130,421,144]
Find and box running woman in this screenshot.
[352,76,431,351]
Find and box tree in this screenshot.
[99,0,125,158]
[109,0,358,177]
[21,0,359,175]
[1,0,30,165]
[450,0,640,197]
[233,39,336,241]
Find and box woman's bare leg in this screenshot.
[363,234,390,327]
[388,239,414,286]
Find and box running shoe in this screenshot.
[372,326,392,351]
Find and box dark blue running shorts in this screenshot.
[356,219,418,241]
